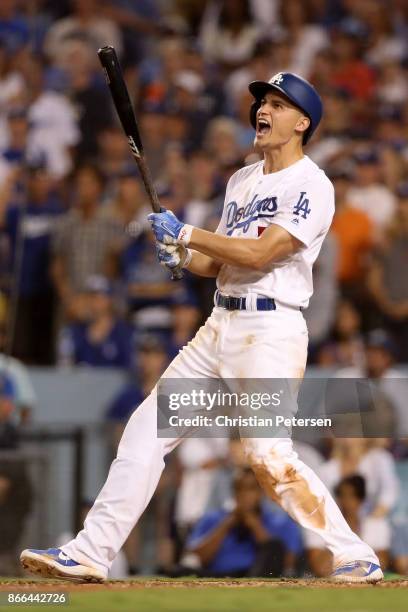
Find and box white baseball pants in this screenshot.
[62,306,379,576]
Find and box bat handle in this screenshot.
[170,267,184,281]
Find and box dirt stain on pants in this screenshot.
[247,452,327,531]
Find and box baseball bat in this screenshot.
[97,45,183,281]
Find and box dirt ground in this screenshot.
[0,578,407,591]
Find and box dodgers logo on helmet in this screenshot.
[270,72,284,85]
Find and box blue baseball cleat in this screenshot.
[20,548,106,583]
[331,561,383,583]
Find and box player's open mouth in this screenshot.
[256,119,271,136]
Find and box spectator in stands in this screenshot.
[103,0,173,67]
[163,0,205,35]
[138,37,188,114]
[303,232,338,362]
[136,110,168,181]
[363,2,406,68]
[184,467,302,577]
[0,457,33,576]
[225,39,275,114]
[329,19,376,103]
[329,167,373,296]
[279,0,328,79]
[0,324,36,425]
[66,42,114,161]
[22,56,80,179]
[306,87,352,168]
[334,328,408,437]
[375,105,407,155]
[0,373,18,449]
[0,0,30,54]
[0,41,26,151]
[305,440,399,573]
[166,71,210,152]
[44,0,123,63]
[308,49,335,97]
[367,182,408,361]
[58,275,133,369]
[164,112,191,156]
[188,151,220,209]
[0,161,64,364]
[0,293,5,326]
[391,519,408,576]
[182,39,224,118]
[375,116,407,193]
[317,299,365,368]
[204,117,242,168]
[1,108,29,168]
[199,0,260,72]
[51,163,121,319]
[348,149,396,238]
[102,170,148,232]
[376,61,408,106]
[97,126,134,185]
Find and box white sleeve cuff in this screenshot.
[177,224,194,246]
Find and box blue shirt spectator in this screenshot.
[187,505,302,575]
[0,370,18,449]
[0,7,29,54]
[61,319,132,368]
[4,163,64,296]
[0,351,36,424]
[186,468,302,577]
[6,198,63,296]
[58,275,133,369]
[106,383,144,423]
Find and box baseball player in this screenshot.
[20,73,383,583]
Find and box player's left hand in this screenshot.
[155,241,191,270]
[148,209,192,245]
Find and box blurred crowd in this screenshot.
[0,0,407,578]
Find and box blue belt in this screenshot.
[215,291,276,311]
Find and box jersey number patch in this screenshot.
[293,192,311,219]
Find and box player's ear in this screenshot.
[295,114,310,138]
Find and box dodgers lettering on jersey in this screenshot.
[215,156,335,308]
[225,195,278,235]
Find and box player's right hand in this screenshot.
[155,241,191,270]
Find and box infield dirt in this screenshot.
[0,577,407,591]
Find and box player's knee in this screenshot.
[242,437,294,466]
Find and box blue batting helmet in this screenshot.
[248,72,323,144]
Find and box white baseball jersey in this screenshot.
[216,156,335,308]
